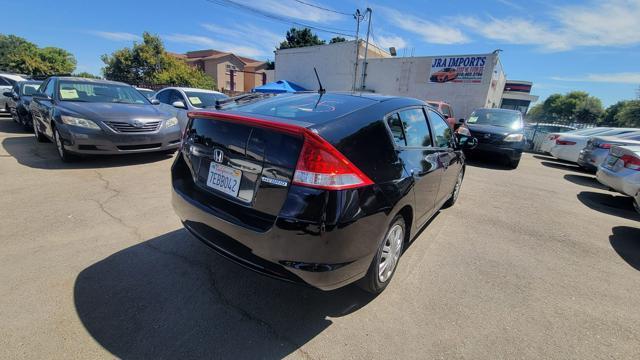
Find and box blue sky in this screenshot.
[3,0,640,106]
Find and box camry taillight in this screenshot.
[556,139,576,145]
[620,154,640,171]
[293,134,374,190]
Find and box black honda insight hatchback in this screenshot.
[172,92,473,293]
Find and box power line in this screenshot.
[204,0,355,37]
[291,0,352,16]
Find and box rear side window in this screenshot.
[0,77,10,86]
[398,108,432,147]
[43,80,56,97]
[428,110,453,148]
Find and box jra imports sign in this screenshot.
[429,56,486,84]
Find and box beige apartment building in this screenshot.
[173,50,269,92]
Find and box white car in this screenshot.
[153,87,228,130]
[550,128,639,163]
[596,146,640,206]
[540,127,613,154]
[0,73,27,112]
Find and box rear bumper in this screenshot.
[596,167,640,197]
[468,142,523,161]
[171,185,382,291]
[577,149,608,172]
[57,123,181,155]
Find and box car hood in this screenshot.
[467,124,516,135]
[59,102,172,121]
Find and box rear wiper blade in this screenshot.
[215,93,274,110]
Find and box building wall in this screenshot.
[276,40,389,92]
[276,42,505,119]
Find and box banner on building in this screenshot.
[429,56,486,84]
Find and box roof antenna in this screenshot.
[314,67,325,94]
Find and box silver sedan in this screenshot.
[596,145,640,205]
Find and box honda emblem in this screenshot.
[213,149,224,163]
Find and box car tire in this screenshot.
[508,158,520,169]
[33,120,47,142]
[442,168,464,208]
[358,215,405,294]
[53,127,76,162]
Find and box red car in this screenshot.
[430,68,458,83]
[427,101,456,128]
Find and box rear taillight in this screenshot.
[556,139,576,145]
[293,134,374,190]
[187,110,374,190]
[620,155,640,171]
[597,143,612,149]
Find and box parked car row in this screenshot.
[541,125,640,214]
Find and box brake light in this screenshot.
[597,143,612,149]
[187,110,374,190]
[620,154,640,171]
[293,134,374,190]
[556,139,576,145]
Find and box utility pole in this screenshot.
[352,9,363,92]
[360,8,372,91]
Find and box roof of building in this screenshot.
[178,50,265,66]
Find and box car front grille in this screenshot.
[104,121,161,133]
[472,131,504,145]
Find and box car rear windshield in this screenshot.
[231,93,377,124]
[21,82,41,96]
[58,81,149,104]
[467,109,522,129]
[185,91,228,108]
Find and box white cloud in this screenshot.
[551,72,640,84]
[238,0,343,23]
[375,34,407,50]
[163,34,266,58]
[201,23,282,51]
[91,31,141,42]
[455,0,640,51]
[377,6,469,45]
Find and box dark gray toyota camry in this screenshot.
[30,76,181,161]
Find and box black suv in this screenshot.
[464,108,525,168]
[172,93,475,293]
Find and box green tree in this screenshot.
[278,28,325,49]
[538,91,604,124]
[102,32,213,88]
[329,36,346,43]
[615,100,640,127]
[72,72,101,79]
[525,103,544,122]
[265,60,275,70]
[600,100,629,125]
[0,34,76,75]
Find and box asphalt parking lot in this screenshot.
[1,114,639,359]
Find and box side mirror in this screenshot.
[150,99,160,105]
[172,100,186,109]
[3,91,14,98]
[33,92,51,101]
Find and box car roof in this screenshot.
[161,87,224,94]
[0,73,27,81]
[473,108,521,114]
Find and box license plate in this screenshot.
[206,162,242,197]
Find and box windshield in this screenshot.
[21,82,41,96]
[58,81,149,104]
[467,109,522,129]
[185,91,228,108]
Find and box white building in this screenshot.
[275,41,529,120]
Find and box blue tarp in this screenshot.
[252,80,307,93]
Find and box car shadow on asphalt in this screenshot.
[464,156,514,171]
[609,226,640,271]
[74,229,376,359]
[0,116,29,134]
[540,161,589,173]
[532,154,576,165]
[2,135,174,169]
[577,191,640,221]
[563,174,608,190]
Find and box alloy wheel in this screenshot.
[378,223,403,283]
